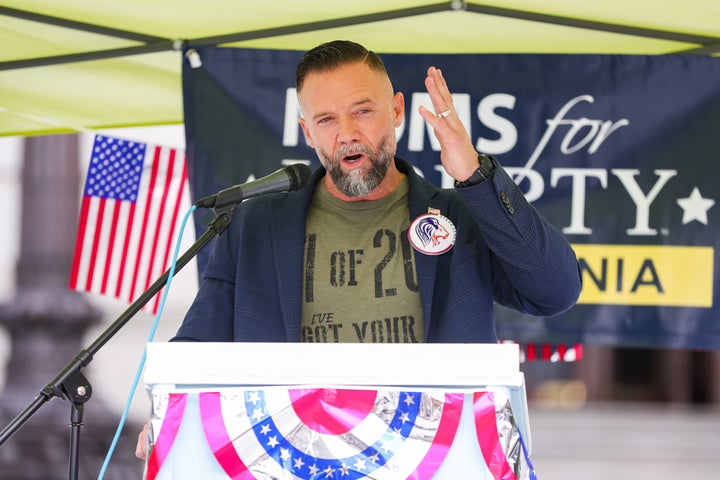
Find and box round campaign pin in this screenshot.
[408,213,456,255]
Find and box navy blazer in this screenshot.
[174,158,581,343]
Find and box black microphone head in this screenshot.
[286,163,313,190]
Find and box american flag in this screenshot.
[69,134,189,314]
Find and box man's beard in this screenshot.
[319,135,396,198]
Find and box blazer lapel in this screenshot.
[401,159,443,342]
[270,169,323,341]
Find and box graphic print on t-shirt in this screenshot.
[301,179,424,343]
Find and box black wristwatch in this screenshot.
[454,154,496,188]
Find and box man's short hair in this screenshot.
[296,40,388,93]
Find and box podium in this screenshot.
[143,342,535,480]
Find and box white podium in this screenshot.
[143,342,535,480]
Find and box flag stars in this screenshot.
[293,457,305,470]
[403,394,415,406]
[279,448,291,461]
[323,465,334,478]
[259,423,271,435]
[251,406,265,421]
[267,435,279,448]
[247,391,261,405]
[308,464,319,476]
[353,457,366,472]
[677,187,715,225]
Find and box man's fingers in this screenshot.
[135,423,149,460]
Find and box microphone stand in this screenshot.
[0,208,235,480]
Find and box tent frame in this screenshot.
[2,1,718,72]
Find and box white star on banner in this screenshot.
[677,187,715,225]
[353,458,366,472]
[247,391,261,405]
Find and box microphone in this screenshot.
[194,163,313,209]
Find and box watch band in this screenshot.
[454,154,496,188]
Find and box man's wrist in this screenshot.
[454,154,496,188]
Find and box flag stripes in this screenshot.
[69,135,188,314]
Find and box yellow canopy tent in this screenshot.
[1,0,718,137]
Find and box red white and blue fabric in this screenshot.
[501,341,583,363]
[145,388,534,480]
[69,134,188,314]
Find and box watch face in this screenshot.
[408,214,456,255]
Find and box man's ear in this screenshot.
[298,117,315,148]
[392,92,405,128]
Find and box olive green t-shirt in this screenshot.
[301,178,424,343]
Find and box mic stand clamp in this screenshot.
[61,370,92,480]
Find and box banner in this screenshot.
[181,46,720,350]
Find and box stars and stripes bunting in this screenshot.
[145,387,536,479]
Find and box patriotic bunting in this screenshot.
[146,387,533,479]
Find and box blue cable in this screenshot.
[97,204,196,479]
